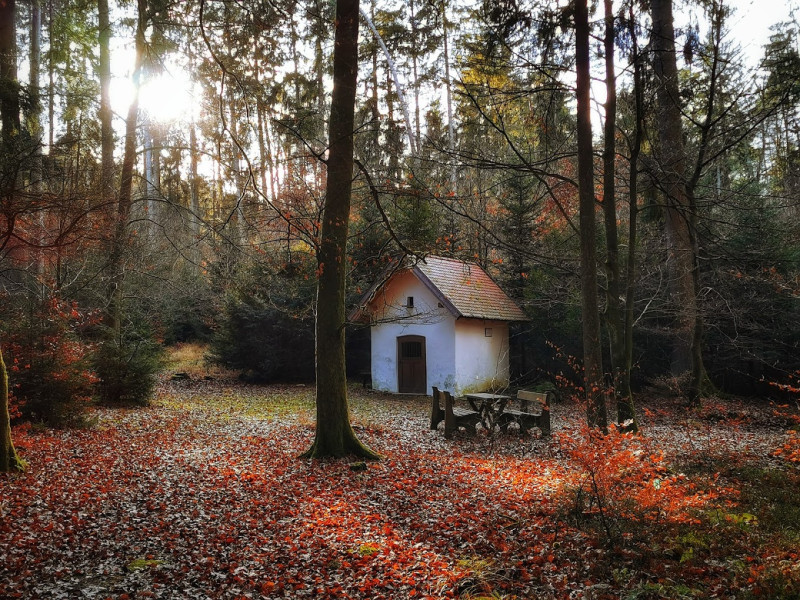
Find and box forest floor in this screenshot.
[2,368,800,599]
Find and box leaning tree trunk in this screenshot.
[360,6,416,155]
[1,347,24,472]
[0,0,24,473]
[576,0,607,431]
[302,0,378,460]
[651,0,707,404]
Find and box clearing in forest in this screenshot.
[1,378,798,599]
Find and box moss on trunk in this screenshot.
[1,347,25,473]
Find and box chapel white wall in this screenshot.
[368,271,456,393]
[454,319,510,394]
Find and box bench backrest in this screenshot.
[517,389,551,434]
[517,390,550,411]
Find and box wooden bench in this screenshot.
[430,386,445,430]
[430,387,480,438]
[498,389,552,435]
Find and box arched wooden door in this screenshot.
[397,335,426,394]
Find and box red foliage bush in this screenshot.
[1,295,99,426]
[556,424,718,545]
[770,371,800,466]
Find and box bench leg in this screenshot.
[443,391,455,438]
[497,413,514,434]
[539,408,551,436]
[431,402,444,430]
[430,387,444,430]
[444,410,455,439]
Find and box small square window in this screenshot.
[485,328,493,337]
[406,296,414,308]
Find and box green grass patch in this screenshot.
[625,581,705,599]
[157,385,315,422]
[736,467,800,539]
[354,543,381,557]
[127,558,166,571]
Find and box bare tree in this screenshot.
[651,0,709,403]
[576,0,607,430]
[0,0,25,472]
[301,0,379,460]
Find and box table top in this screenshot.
[463,392,510,400]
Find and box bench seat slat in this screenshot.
[444,390,479,438]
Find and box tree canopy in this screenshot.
[0,0,798,466]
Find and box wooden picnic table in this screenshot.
[463,392,511,431]
[430,388,551,438]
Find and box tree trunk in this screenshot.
[254,56,270,202]
[189,119,201,236]
[442,0,455,182]
[28,0,45,286]
[28,0,42,165]
[184,25,201,243]
[576,0,607,430]
[228,94,246,245]
[619,5,644,430]
[0,0,24,472]
[105,0,145,336]
[314,0,326,125]
[360,6,416,155]
[600,0,637,430]
[0,0,19,145]
[651,0,707,404]
[47,0,54,149]
[302,0,378,460]
[143,120,160,226]
[98,0,115,202]
[410,0,421,144]
[0,347,24,472]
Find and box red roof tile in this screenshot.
[412,256,527,322]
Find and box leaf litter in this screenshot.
[1,379,797,599]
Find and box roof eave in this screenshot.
[457,312,529,322]
[346,259,408,323]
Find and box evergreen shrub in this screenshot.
[93,314,164,406]
[0,296,98,426]
[210,257,315,383]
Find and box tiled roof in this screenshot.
[412,256,527,322]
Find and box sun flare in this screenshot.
[111,68,195,125]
